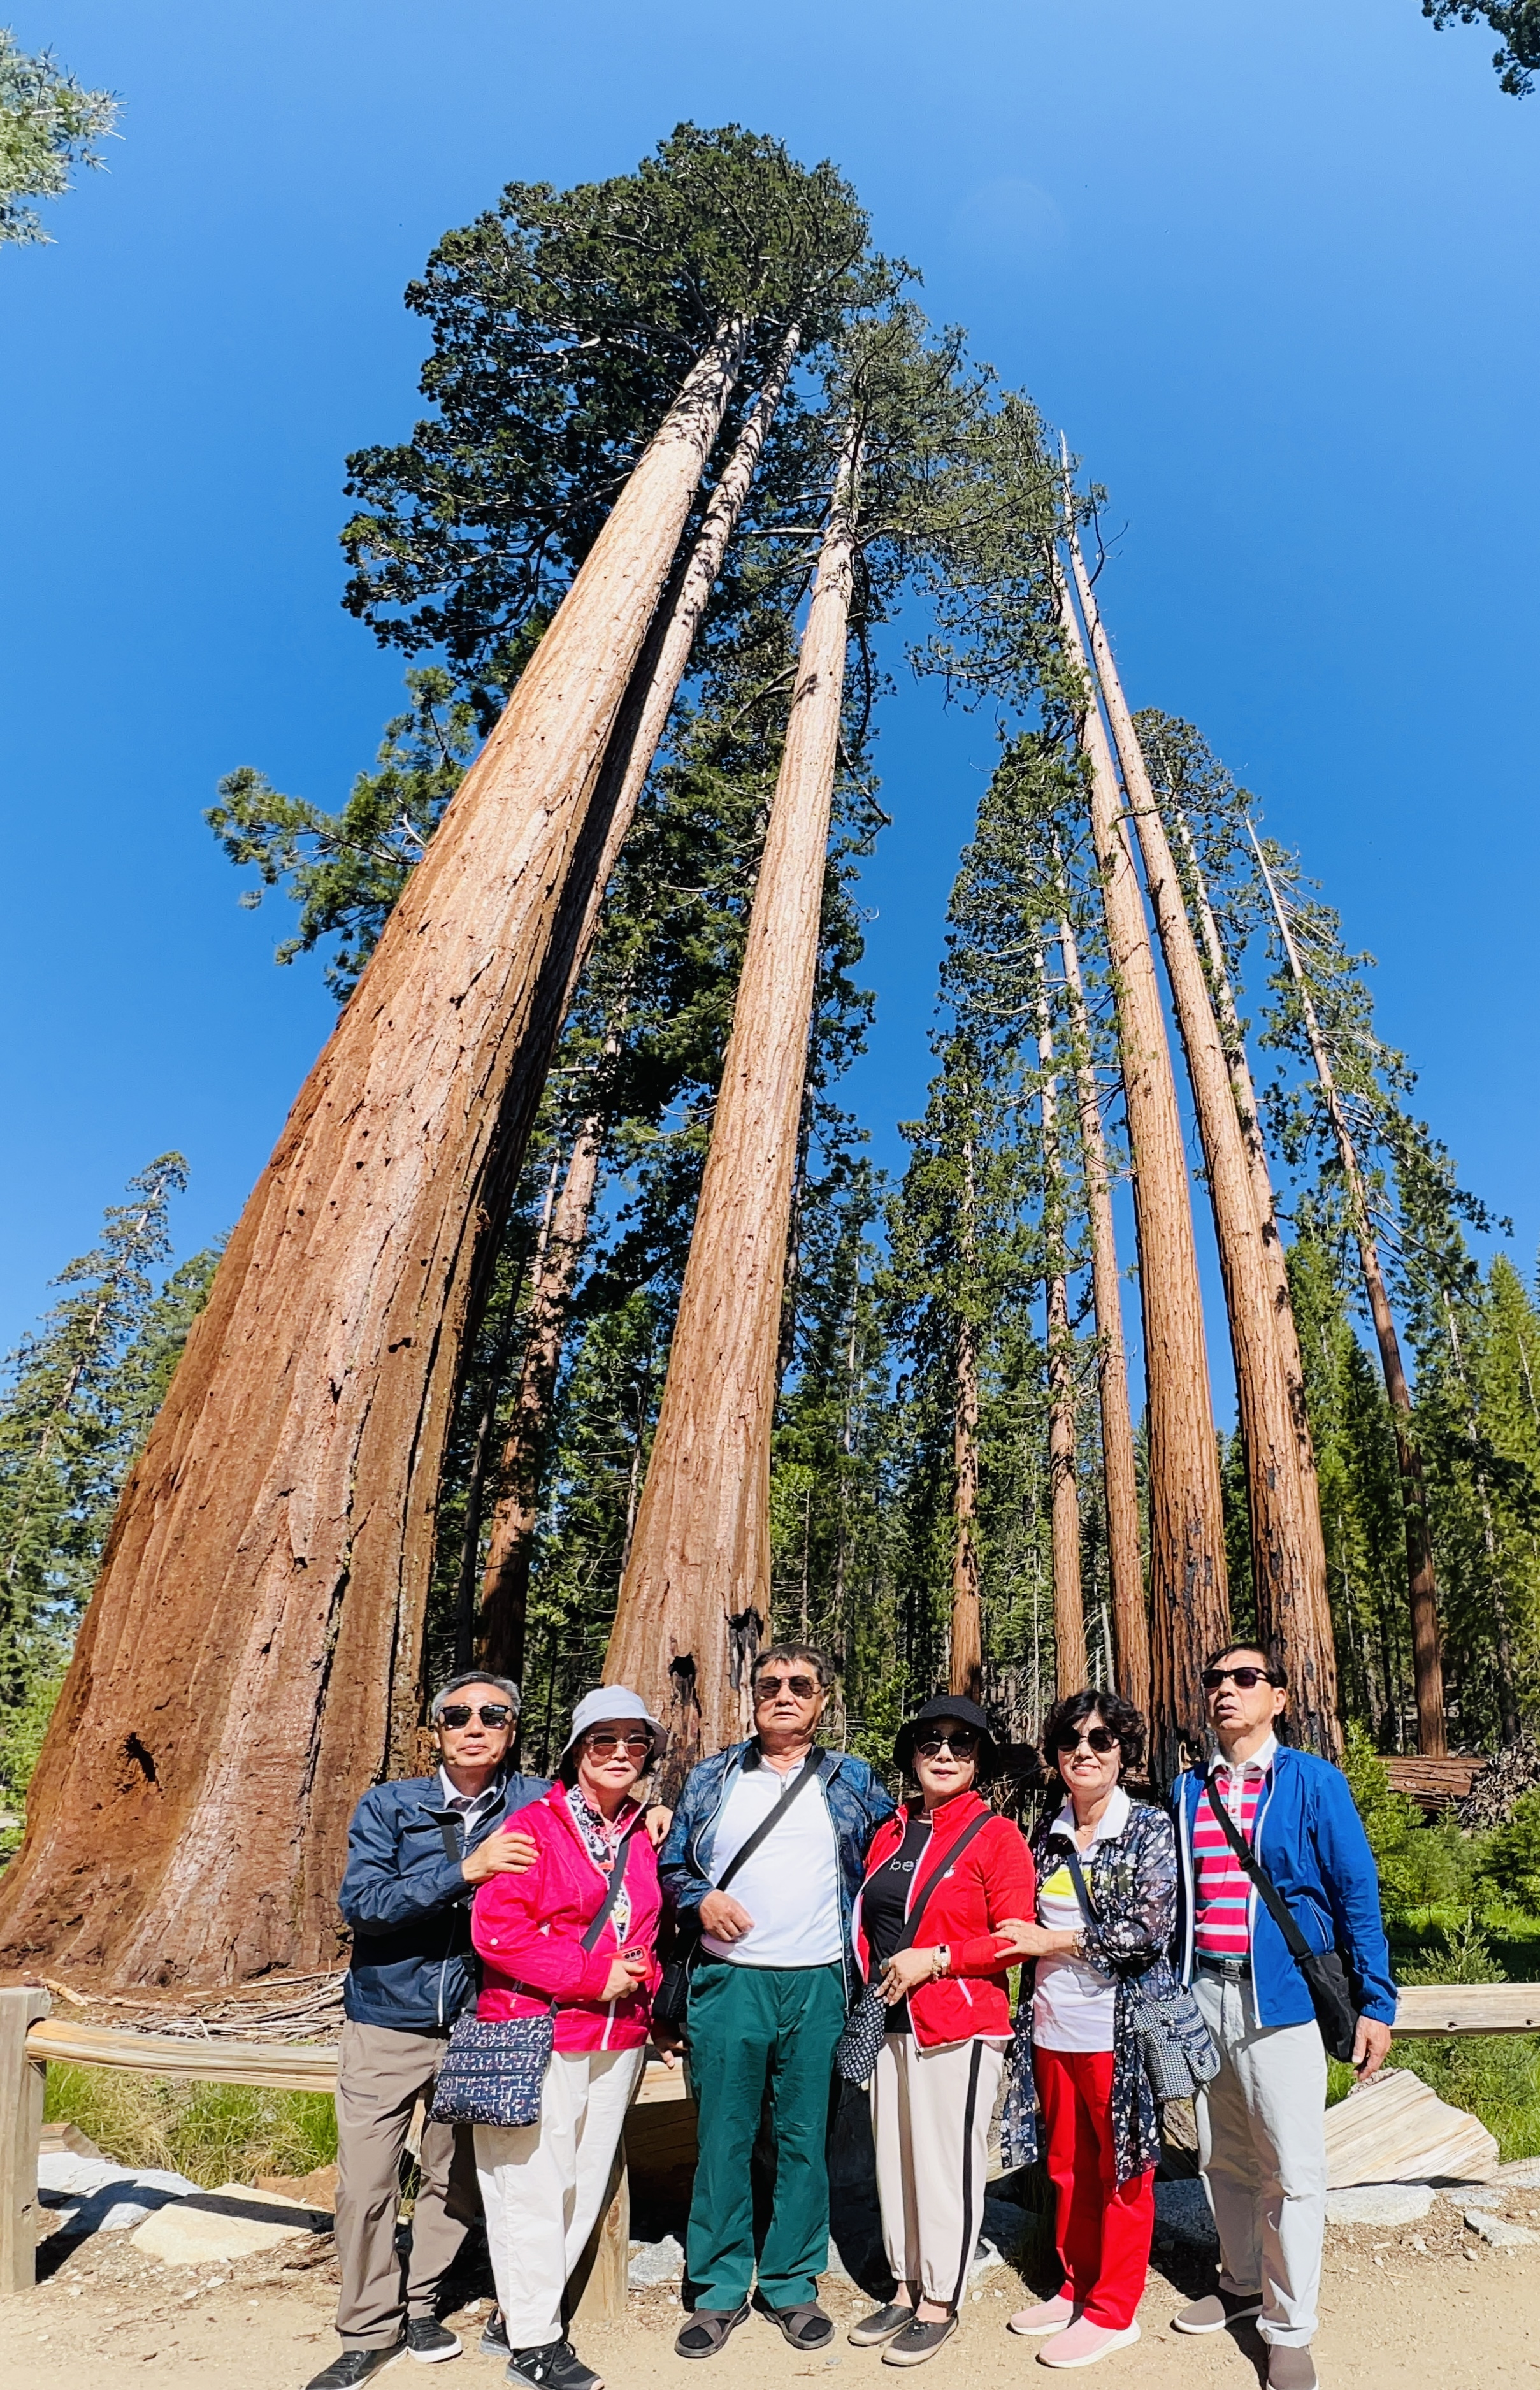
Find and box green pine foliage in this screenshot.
[0,27,117,247]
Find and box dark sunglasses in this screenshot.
[915,1729,980,1759]
[438,1703,515,1731]
[1201,1666,1281,1692]
[582,1731,654,1757]
[755,1674,819,1700]
[1056,1727,1119,1755]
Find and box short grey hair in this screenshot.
[429,1671,522,1723]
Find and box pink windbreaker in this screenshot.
[470,1785,661,2053]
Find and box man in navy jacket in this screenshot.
[1169,1643,1396,2390]
[306,1673,548,2390]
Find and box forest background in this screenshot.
[2,0,1540,2145]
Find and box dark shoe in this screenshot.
[763,2303,835,2351]
[882,2315,958,2367]
[849,2304,916,2349]
[507,2342,602,2390]
[675,2304,752,2359]
[305,2350,403,2390]
[480,2312,510,2358]
[405,2320,463,2364]
[1172,2290,1264,2335]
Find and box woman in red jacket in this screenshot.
[470,1687,664,2390]
[847,1695,1035,2367]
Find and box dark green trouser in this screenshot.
[686,1957,846,2310]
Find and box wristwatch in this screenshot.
[933,1944,951,1978]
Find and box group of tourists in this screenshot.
[305,1639,1396,2390]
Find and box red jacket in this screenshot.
[852,1790,1035,2048]
[471,1786,661,2053]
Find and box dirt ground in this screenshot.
[7,2201,1540,2390]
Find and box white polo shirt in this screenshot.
[699,1753,843,1968]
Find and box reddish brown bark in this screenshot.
[1057,907,1149,1717]
[603,423,862,1787]
[1037,985,1087,1695]
[1067,532,1339,1759]
[1056,559,1228,1779]
[949,1299,985,1706]
[1250,828,1447,1757]
[0,324,748,1987]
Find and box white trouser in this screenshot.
[475,2045,645,2349]
[1193,1971,1327,2348]
[870,2032,1004,2310]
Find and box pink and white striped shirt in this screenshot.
[1192,1736,1276,1959]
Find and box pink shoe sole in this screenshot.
[1037,2321,1142,2368]
[1008,2301,1077,2338]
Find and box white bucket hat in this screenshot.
[560,1685,662,1762]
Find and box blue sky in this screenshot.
[3,0,1536,1397]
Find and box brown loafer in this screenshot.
[849,2304,916,2348]
[882,2315,958,2367]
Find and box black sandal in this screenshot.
[764,2303,835,2350]
[675,2304,751,2360]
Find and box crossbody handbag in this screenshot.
[430,1811,644,2129]
[1202,1776,1359,2063]
[652,1748,830,2034]
[1057,1838,1220,2102]
[835,1811,996,2085]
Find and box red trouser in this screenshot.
[1034,2045,1155,2330]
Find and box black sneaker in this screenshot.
[480,2311,510,2358]
[506,2342,603,2390]
[404,2319,463,2364]
[304,2349,403,2390]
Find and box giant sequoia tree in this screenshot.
[0,131,871,1985]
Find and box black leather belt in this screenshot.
[1196,1953,1252,1980]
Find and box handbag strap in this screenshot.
[1051,1836,1101,1927]
[1201,1773,1314,1964]
[891,1810,997,1954]
[712,1746,830,1896]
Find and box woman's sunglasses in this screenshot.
[1200,1666,1280,1692]
[582,1731,654,1758]
[915,1729,980,1759]
[438,1703,515,1730]
[1056,1727,1119,1755]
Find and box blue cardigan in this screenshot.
[1174,1745,1397,2028]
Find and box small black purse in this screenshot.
[835,1811,995,2084]
[1202,1778,1360,2062]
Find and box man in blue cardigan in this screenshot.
[1170,1643,1396,2390]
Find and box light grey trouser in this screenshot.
[334,2018,479,2349]
[1193,1972,1328,2349]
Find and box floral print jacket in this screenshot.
[1000,1796,1179,2184]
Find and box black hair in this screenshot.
[750,1643,833,1694]
[1202,1640,1288,1689]
[1041,1688,1147,1777]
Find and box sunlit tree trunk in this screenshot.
[603,421,863,1794]
[0,324,749,1986]
[1066,526,1338,1757]
[948,1134,984,1703]
[1037,973,1086,1694]
[1055,557,1228,1780]
[1250,828,1448,1757]
[1058,907,1149,1716]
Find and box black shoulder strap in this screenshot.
[1055,1838,1100,1926]
[896,1811,996,1953]
[714,1747,828,1896]
[1202,1774,1313,1963]
[580,1811,647,1954]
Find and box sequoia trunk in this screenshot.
[603,422,863,1789]
[1055,556,1228,1778]
[1250,828,1447,1756]
[1037,980,1086,1694]
[950,1299,984,1704]
[1067,530,1338,1757]
[0,324,748,1986]
[1058,907,1149,1716]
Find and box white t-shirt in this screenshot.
[699,1753,843,1968]
[1031,1785,1130,2054]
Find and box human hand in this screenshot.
[651,2019,685,2061]
[600,1954,651,2003]
[699,1890,754,1943]
[1353,2016,1393,2079]
[461,1829,539,1885]
[879,1947,942,2004]
[992,1918,1066,1959]
[644,1804,674,1850]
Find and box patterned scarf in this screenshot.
[565,1784,640,1948]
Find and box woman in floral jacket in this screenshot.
[996,1690,1178,2370]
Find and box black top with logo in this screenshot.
[861,1815,933,2033]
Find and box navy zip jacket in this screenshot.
[1174,1743,1397,2028]
[338,1766,549,2032]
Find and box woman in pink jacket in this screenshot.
[471,1688,663,2390]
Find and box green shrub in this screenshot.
[43,2063,337,2186]
[1477,1790,1540,1916]
[1388,1914,1540,2161]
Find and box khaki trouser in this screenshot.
[1193,1971,1328,2349]
[475,2045,645,2349]
[334,2018,479,2349]
[870,2032,1004,2310]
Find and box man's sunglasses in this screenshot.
[437,1703,515,1731]
[754,1674,819,1700]
[915,1729,980,1759]
[1056,1727,1119,1755]
[582,1731,654,1758]
[1201,1666,1282,1692]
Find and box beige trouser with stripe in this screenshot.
[333,2019,480,2349]
[870,2033,1005,2310]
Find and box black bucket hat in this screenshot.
[893,1694,1000,1780]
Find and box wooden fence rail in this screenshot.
[7,1982,1540,2296]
